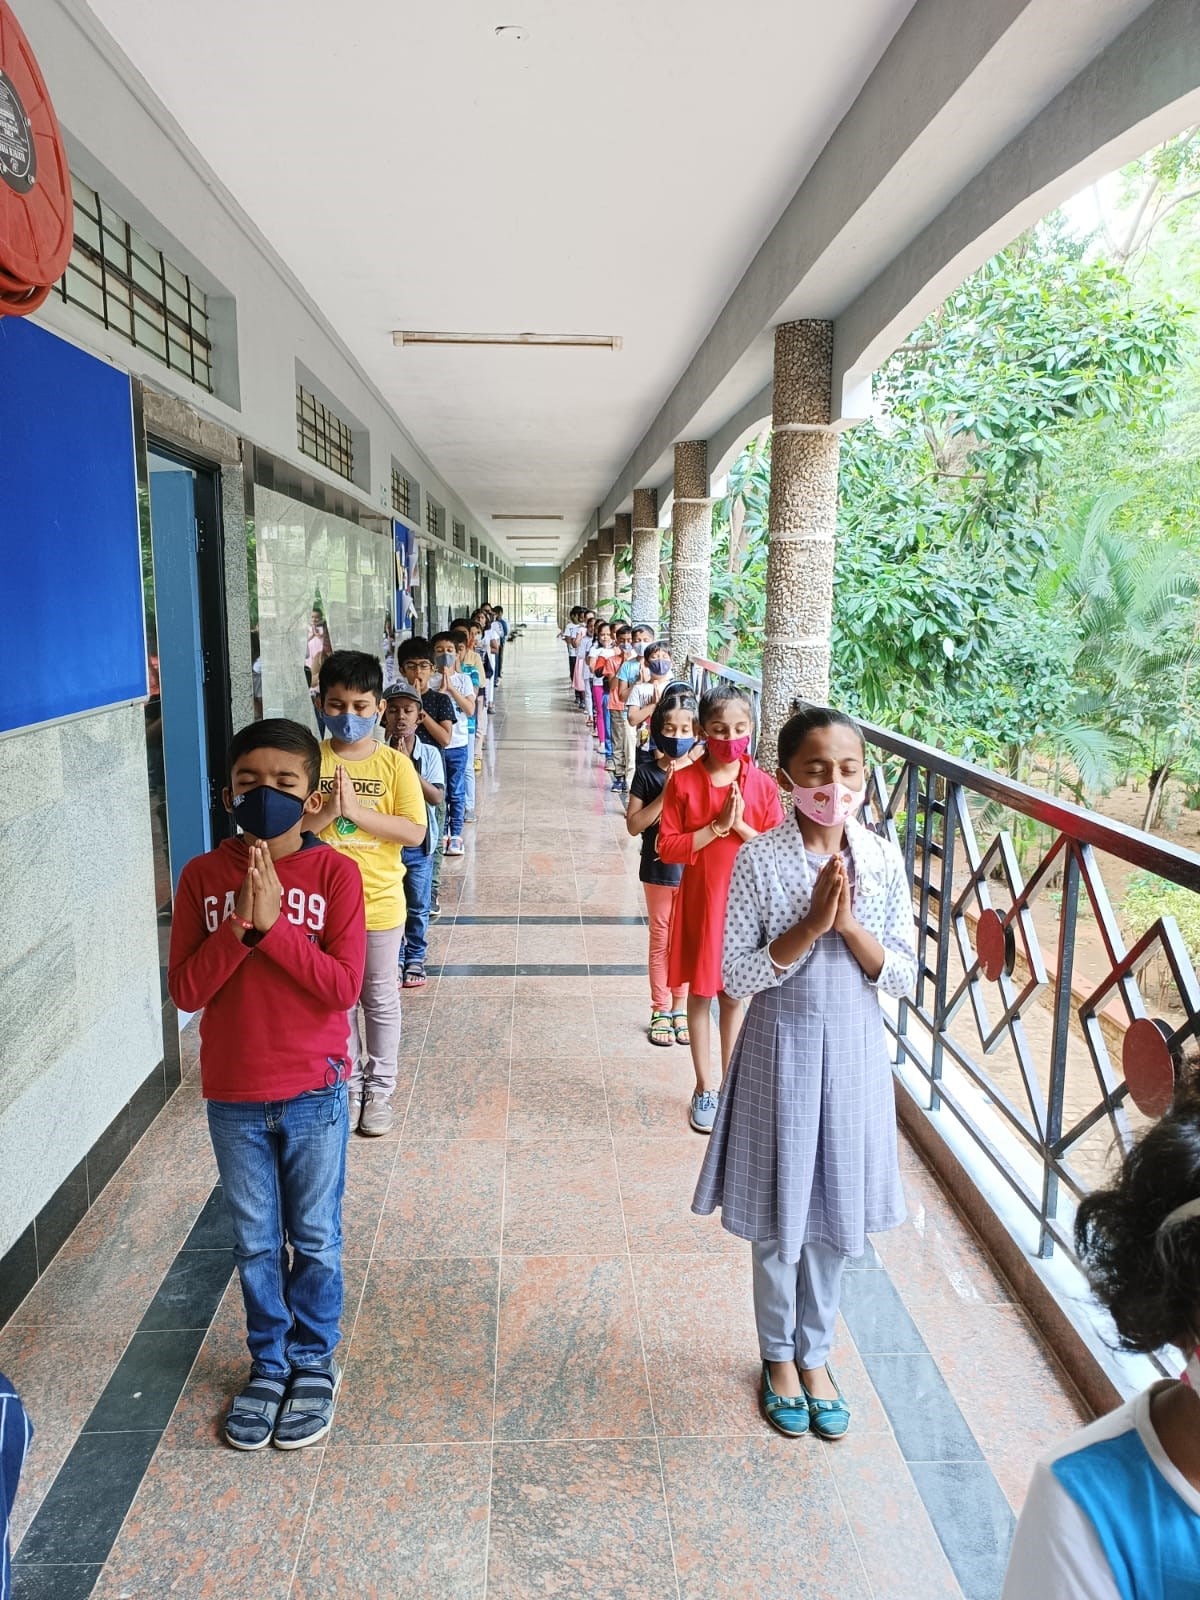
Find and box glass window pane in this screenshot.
[131,255,161,297]
[67,270,104,318]
[135,315,168,360]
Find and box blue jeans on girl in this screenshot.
[206,1085,348,1381]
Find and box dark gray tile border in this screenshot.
[907,1462,1015,1600]
[86,1328,207,1433]
[12,1563,105,1600]
[14,1430,160,1566]
[431,963,646,977]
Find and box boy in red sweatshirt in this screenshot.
[167,719,366,1452]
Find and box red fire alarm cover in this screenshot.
[0,0,72,295]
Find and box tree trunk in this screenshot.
[1142,763,1170,832]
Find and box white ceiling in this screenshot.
[83,0,917,560]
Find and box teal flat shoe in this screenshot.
[802,1364,851,1440]
[760,1362,810,1438]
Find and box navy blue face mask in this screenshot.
[648,658,672,677]
[657,734,697,760]
[231,784,306,840]
[324,711,377,742]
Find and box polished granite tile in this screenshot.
[510,997,598,1058]
[336,1257,499,1444]
[86,1327,206,1432]
[661,1434,868,1600]
[340,1137,399,1252]
[838,1261,928,1355]
[179,1185,234,1251]
[405,1055,510,1140]
[907,1460,1016,1600]
[92,1444,323,1599]
[291,1443,491,1599]
[502,1141,625,1255]
[494,1256,654,1441]
[377,1140,505,1257]
[825,1425,963,1598]
[488,1439,675,1599]
[861,1351,983,1464]
[632,1253,761,1438]
[506,1057,603,1140]
[614,1137,738,1254]
[16,1430,160,1567]
[602,1055,696,1138]
[137,1247,234,1332]
[120,1100,220,1189]
[10,1562,104,1600]
[512,974,593,1000]
[0,1324,129,1551]
[514,926,588,964]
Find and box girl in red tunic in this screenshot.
[658,686,784,1133]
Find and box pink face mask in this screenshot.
[786,777,866,827]
[706,735,751,764]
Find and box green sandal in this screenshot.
[649,1011,674,1047]
[672,1012,690,1045]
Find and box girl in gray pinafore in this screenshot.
[693,705,917,1439]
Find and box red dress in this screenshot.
[658,758,785,997]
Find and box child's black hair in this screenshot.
[650,687,699,745]
[450,617,471,632]
[396,636,433,667]
[777,702,866,771]
[431,630,457,651]
[450,627,470,647]
[698,684,753,726]
[318,649,383,699]
[1075,1067,1200,1353]
[643,639,671,661]
[227,718,320,793]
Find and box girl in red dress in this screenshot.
[658,686,785,1133]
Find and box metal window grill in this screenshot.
[453,520,466,551]
[296,385,354,481]
[391,467,412,519]
[55,177,213,392]
[426,499,443,539]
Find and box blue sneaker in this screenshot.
[689,1090,718,1134]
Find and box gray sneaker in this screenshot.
[360,1092,394,1137]
[689,1090,719,1134]
[348,1088,363,1132]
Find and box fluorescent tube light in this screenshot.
[393,331,621,350]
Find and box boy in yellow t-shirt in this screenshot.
[308,650,426,1136]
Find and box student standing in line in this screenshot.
[400,637,455,922]
[383,684,445,990]
[608,623,634,794]
[1003,1071,1200,1598]
[451,627,483,820]
[587,621,622,766]
[430,630,475,855]
[574,614,596,720]
[693,704,916,1439]
[626,687,702,1046]
[561,607,588,705]
[168,719,366,1450]
[626,640,677,767]
[615,623,654,780]
[309,650,426,1137]
[494,605,509,681]
[657,686,785,1132]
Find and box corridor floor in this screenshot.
[4,630,1091,1599]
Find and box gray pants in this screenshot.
[751,1240,848,1369]
[347,925,403,1097]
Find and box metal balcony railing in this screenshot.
[689,657,1200,1271]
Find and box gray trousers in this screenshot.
[751,1240,848,1369]
[347,925,403,1097]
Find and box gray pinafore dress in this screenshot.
[692,847,906,1262]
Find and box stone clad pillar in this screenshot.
[613,513,632,614]
[631,488,660,631]
[597,526,616,611]
[584,537,599,611]
[760,320,840,771]
[669,441,711,670]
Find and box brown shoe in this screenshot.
[359,1092,394,1137]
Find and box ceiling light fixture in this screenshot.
[494,24,528,41]
[491,513,563,521]
[392,330,621,351]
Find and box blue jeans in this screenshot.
[401,847,434,967]
[206,1086,348,1380]
[443,743,468,838]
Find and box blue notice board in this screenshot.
[0,317,147,735]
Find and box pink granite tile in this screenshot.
[502,1141,625,1255]
[376,1139,505,1257]
[614,1136,739,1254]
[604,1054,698,1138]
[494,1256,654,1441]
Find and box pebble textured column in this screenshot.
[613,513,632,613]
[584,538,599,611]
[669,440,711,671]
[597,526,616,611]
[760,320,840,772]
[631,488,660,631]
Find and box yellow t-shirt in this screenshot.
[317,740,426,931]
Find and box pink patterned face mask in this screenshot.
[785,777,866,827]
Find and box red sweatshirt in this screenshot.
[167,834,366,1102]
